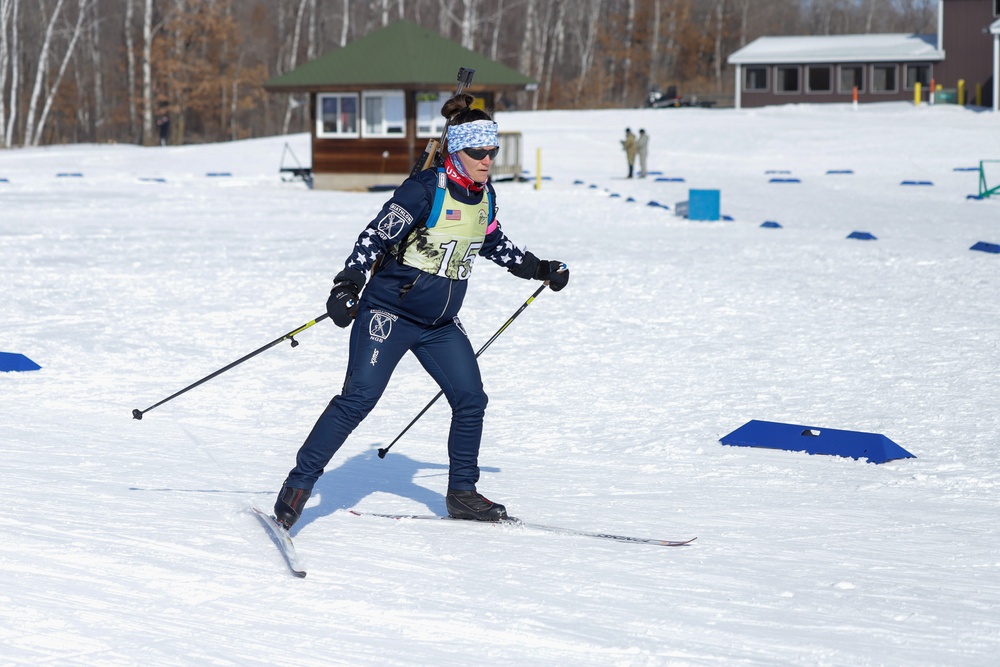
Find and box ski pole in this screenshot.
[132,313,330,420]
[377,282,548,459]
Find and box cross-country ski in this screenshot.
[250,506,306,578]
[348,510,696,546]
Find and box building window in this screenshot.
[416,91,449,137]
[995,0,999,16]
[905,64,931,90]
[806,65,833,93]
[362,91,405,137]
[744,67,768,92]
[317,93,359,138]
[839,65,864,93]
[872,65,898,93]
[776,66,800,94]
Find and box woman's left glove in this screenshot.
[534,260,569,292]
[327,268,366,327]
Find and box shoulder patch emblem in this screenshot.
[377,203,413,240]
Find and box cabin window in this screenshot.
[839,65,864,93]
[775,66,800,94]
[806,65,832,93]
[744,67,768,92]
[316,93,359,138]
[362,91,406,137]
[872,65,898,93]
[905,64,931,90]
[417,92,450,138]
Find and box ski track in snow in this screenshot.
[2,103,999,665]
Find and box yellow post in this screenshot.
[976,83,983,107]
[958,79,965,106]
[535,148,542,190]
[914,82,922,106]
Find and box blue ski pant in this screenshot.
[283,306,487,492]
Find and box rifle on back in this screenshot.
[409,67,476,177]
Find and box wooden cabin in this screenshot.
[728,0,999,110]
[264,21,537,190]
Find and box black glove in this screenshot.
[534,259,569,292]
[326,268,366,327]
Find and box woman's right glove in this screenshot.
[326,268,366,327]
[509,252,569,291]
[534,259,569,292]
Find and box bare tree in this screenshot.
[281,0,309,135]
[541,0,565,108]
[0,0,13,145]
[733,0,750,46]
[572,0,601,104]
[307,0,317,60]
[517,0,535,103]
[339,0,349,46]
[488,0,503,61]
[124,0,138,141]
[458,0,479,49]
[619,0,635,104]
[142,0,154,144]
[712,0,725,90]
[646,0,661,93]
[1,0,17,147]
[88,2,104,141]
[863,0,876,32]
[23,0,67,146]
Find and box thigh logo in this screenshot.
[453,316,467,337]
[369,309,397,343]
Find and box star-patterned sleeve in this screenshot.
[343,177,432,273]
[477,182,532,272]
[479,218,529,272]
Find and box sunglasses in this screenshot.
[462,146,499,160]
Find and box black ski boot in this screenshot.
[274,485,311,530]
[446,489,508,521]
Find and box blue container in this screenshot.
[688,189,720,221]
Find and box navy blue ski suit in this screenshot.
[283,166,540,493]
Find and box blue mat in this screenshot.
[721,420,914,464]
[0,352,41,372]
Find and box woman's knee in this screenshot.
[451,386,488,417]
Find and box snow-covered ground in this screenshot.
[1,102,998,666]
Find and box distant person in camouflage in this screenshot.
[622,128,637,178]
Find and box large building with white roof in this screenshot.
[728,0,999,111]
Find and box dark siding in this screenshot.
[936,0,995,104]
[739,62,934,108]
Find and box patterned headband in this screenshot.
[447,120,498,152]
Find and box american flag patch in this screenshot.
[445,209,462,220]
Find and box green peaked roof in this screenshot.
[264,21,536,92]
